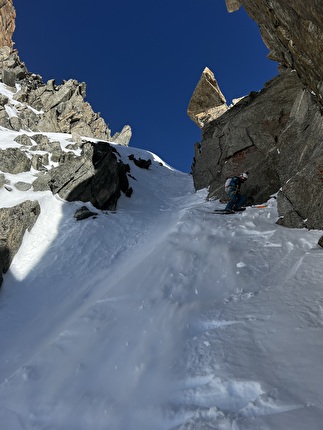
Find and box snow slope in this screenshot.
[1,84,323,429]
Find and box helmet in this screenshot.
[240,172,249,180]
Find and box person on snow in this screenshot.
[224,172,249,211]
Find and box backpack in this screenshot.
[224,177,232,193]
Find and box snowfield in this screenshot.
[1,124,323,428]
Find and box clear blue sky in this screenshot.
[13,0,278,172]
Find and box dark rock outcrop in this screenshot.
[74,206,98,221]
[33,141,132,211]
[128,154,152,169]
[0,200,40,286]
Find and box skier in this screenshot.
[224,172,249,212]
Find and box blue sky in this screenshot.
[13,0,278,172]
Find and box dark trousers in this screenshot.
[225,192,247,211]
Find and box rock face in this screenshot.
[187,67,228,128]
[225,0,323,107]
[0,0,15,49]
[0,200,40,286]
[190,1,323,229]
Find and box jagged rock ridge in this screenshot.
[0,47,133,143]
[0,1,132,143]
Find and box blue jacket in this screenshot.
[225,176,243,196]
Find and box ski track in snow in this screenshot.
[0,127,323,429]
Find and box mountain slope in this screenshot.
[0,129,323,429]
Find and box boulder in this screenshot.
[14,134,33,146]
[0,94,8,106]
[2,68,15,87]
[0,147,32,173]
[31,153,49,171]
[187,67,228,128]
[14,181,32,191]
[74,206,98,221]
[30,133,52,147]
[0,200,40,286]
[9,115,22,131]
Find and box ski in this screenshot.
[251,204,268,208]
[213,208,245,215]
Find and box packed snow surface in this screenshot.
[1,126,323,429]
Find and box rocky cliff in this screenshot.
[0,0,15,49]
[226,0,323,107]
[190,0,323,229]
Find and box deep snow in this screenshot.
[1,83,323,429]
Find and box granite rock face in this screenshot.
[0,0,15,49]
